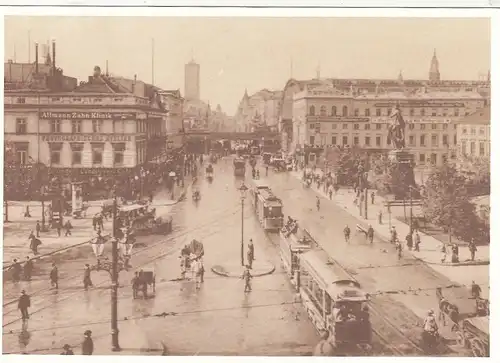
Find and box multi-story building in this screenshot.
[278,50,490,166]
[456,106,490,159]
[158,89,184,148]
[184,59,200,101]
[4,57,167,176]
[234,88,283,132]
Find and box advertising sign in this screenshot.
[41,134,133,142]
[39,111,136,120]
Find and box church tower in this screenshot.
[429,49,440,82]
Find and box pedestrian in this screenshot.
[35,220,41,238]
[81,330,94,355]
[405,233,413,250]
[64,220,72,236]
[247,239,255,267]
[390,226,397,244]
[56,221,62,237]
[10,259,22,282]
[371,191,375,205]
[92,215,97,230]
[83,264,93,290]
[242,265,252,293]
[61,344,74,355]
[24,205,32,218]
[265,165,269,176]
[471,280,481,299]
[29,234,41,255]
[199,258,205,283]
[395,239,402,260]
[131,271,139,299]
[24,256,33,281]
[468,239,477,261]
[316,196,320,211]
[343,225,351,243]
[414,232,421,252]
[367,225,374,244]
[50,263,59,289]
[440,243,447,263]
[328,186,333,200]
[18,290,30,321]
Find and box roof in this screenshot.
[458,106,490,125]
[74,75,130,94]
[4,62,52,83]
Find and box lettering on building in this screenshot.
[371,118,452,124]
[39,112,136,120]
[41,134,133,142]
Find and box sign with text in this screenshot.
[39,111,136,120]
[371,117,452,124]
[41,134,133,142]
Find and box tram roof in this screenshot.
[252,179,269,189]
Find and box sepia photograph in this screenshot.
[2,13,491,357]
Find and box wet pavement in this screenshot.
[2,158,318,355]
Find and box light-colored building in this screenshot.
[184,60,200,101]
[456,106,490,158]
[234,88,283,132]
[158,89,184,148]
[4,65,167,172]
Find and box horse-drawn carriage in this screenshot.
[134,268,156,299]
[120,203,169,236]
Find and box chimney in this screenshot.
[132,74,137,93]
[52,40,56,73]
[35,42,39,74]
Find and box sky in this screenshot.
[4,17,490,115]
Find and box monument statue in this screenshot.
[386,105,406,150]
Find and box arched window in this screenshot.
[309,105,315,116]
[331,106,337,116]
[320,106,327,116]
[342,106,348,117]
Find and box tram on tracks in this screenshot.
[233,157,246,177]
[297,248,372,353]
[279,221,313,288]
[249,180,284,231]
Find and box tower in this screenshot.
[429,49,440,82]
[184,59,200,100]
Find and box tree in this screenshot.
[422,164,486,243]
[335,146,369,186]
[369,154,417,199]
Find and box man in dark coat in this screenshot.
[11,259,22,282]
[24,257,34,281]
[18,290,30,320]
[83,264,93,290]
[50,263,59,289]
[366,225,374,244]
[81,330,94,355]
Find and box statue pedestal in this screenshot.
[387,150,418,200]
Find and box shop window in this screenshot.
[50,119,61,133]
[16,118,27,134]
[113,143,125,165]
[49,143,62,165]
[72,120,82,133]
[70,143,84,165]
[91,143,104,165]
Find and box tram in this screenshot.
[298,248,371,351]
[249,180,284,231]
[233,157,246,177]
[279,222,313,288]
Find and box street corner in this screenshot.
[211,260,275,278]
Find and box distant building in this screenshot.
[157,89,184,148]
[456,106,490,158]
[184,59,200,101]
[234,88,283,132]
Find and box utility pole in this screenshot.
[110,193,121,351]
[364,188,368,220]
[241,196,244,266]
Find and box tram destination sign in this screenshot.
[42,134,133,142]
[39,111,136,120]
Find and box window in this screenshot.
[364,108,370,116]
[49,143,62,165]
[16,97,26,104]
[353,124,360,130]
[462,127,468,134]
[364,124,370,130]
[479,127,485,136]
[454,108,459,116]
[50,119,61,133]
[454,134,457,145]
[431,134,438,147]
[376,136,381,147]
[342,124,348,130]
[92,143,104,165]
[479,142,485,156]
[309,105,315,116]
[470,141,476,156]
[409,124,415,130]
[409,108,414,116]
[342,136,348,145]
[430,153,437,165]
[332,123,337,129]
[15,118,27,134]
[309,136,315,145]
[353,136,359,145]
[72,120,82,133]
[376,124,382,130]
[431,109,437,116]
[420,134,426,147]
[409,135,415,146]
[442,135,448,146]
[320,106,327,116]
[331,106,337,116]
[331,136,337,145]
[431,123,437,130]
[420,124,426,130]
[420,108,425,116]
[419,154,426,163]
[461,141,467,155]
[443,124,448,130]
[365,136,371,146]
[92,120,102,133]
[354,109,359,116]
[342,106,348,116]
[113,143,125,165]
[471,127,476,135]
[70,143,84,165]
[376,108,381,116]
[14,143,29,164]
[309,123,315,130]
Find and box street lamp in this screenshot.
[239,182,248,266]
[88,191,130,352]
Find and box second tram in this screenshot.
[233,157,246,177]
[249,180,284,231]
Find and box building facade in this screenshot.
[158,89,184,148]
[184,60,200,101]
[456,106,490,159]
[4,65,168,174]
[234,88,283,132]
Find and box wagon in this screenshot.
[139,268,156,294]
[456,316,489,357]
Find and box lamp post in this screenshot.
[239,182,248,266]
[88,191,131,352]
